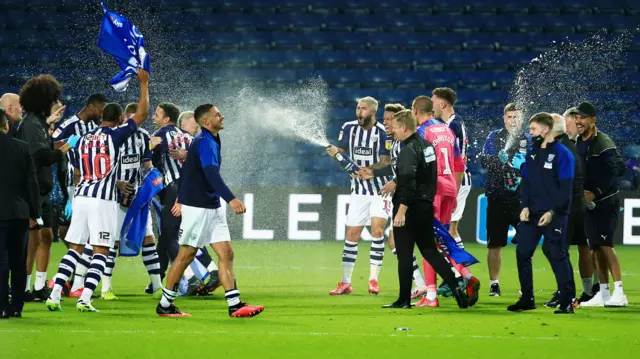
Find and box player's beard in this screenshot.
[359,115,373,127]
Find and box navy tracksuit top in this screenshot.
[520,140,575,217]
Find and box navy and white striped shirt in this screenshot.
[72,119,138,201]
[151,125,192,186]
[116,128,152,201]
[51,115,99,186]
[338,120,390,195]
[390,139,403,178]
[444,113,472,186]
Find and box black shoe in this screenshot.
[156,303,190,317]
[507,297,536,312]
[592,283,600,296]
[554,303,575,314]
[452,282,470,309]
[144,283,153,295]
[0,310,9,319]
[544,291,561,308]
[205,271,221,292]
[577,291,594,303]
[23,291,35,303]
[185,278,204,297]
[382,301,412,309]
[9,311,21,318]
[489,283,501,297]
[32,287,52,302]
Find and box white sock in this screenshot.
[426,291,437,300]
[600,283,611,301]
[101,276,112,293]
[71,275,84,292]
[613,281,623,295]
[342,264,355,284]
[207,261,219,272]
[582,277,593,295]
[369,264,381,281]
[413,270,426,288]
[34,271,47,291]
[490,280,499,285]
[184,266,195,280]
[26,274,32,291]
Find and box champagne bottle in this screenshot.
[335,152,360,175]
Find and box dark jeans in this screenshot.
[0,219,29,313]
[157,182,181,280]
[393,200,459,304]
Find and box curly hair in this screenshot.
[19,74,62,117]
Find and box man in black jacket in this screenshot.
[0,108,40,318]
[383,109,468,310]
[15,75,76,301]
[574,102,627,307]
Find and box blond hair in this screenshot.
[358,96,379,112]
[393,109,417,131]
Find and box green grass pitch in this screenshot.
[1,241,639,358]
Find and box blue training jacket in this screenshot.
[520,141,575,216]
[119,168,164,256]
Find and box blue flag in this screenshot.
[96,3,150,92]
[119,169,164,257]
[433,219,479,267]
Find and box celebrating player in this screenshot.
[46,68,150,312]
[156,104,263,318]
[326,96,391,295]
[411,96,480,307]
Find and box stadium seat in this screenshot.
[252,51,287,69]
[323,14,354,32]
[414,15,446,32]
[468,0,500,14]
[325,69,363,88]
[401,0,436,14]
[433,1,468,15]
[444,51,479,70]
[414,52,446,70]
[495,1,531,14]
[381,51,414,70]
[348,51,384,69]
[380,89,411,105]
[333,32,369,50]
[269,70,298,87]
[463,33,498,51]
[362,70,397,88]
[454,90,477,109]
[208,32,243,50]
[242,32,273,50]
[386,14,419,33]
[577,16,611,33]
[286,51,316,69]
[304,32,336,50]
[291,14,324,32]
[398,32,430,51]
[271,32,305,50]
[497,33,531,52]
[479,15,516,33]
[307,0,339,15]
[545,14,578,33]
[532,0,563,14]
[256,14,292,32]
[343,0,373,15]
[449,16,482,34]
[394,70,429,89]
[368,33,400,51]
[316,51,350,69]
[353,15,388,33]
[199,14,231,32]
[430,33,465,51]
[331,88,364,107]
[512,14,547,34]
[476,90,509,107]
[428,71,461,89]
[460,71,493,90]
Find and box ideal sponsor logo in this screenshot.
[353,147,372,156]
[121,154,140,164]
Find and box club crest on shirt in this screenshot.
[424,146,436,163]
[520,139,527,147]
[548,154,555,161]
[53,129,62,138]
[371,134,379,143]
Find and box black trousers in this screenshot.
[516,214,575,305]
[157,181,214,279]
[158,182,181,279]
[393,201,459,304]
[0,219,29,313]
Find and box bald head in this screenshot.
[0,93,22,123]
[551,113,566,135]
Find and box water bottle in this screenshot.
[120,179,137,208]
[335,153,360,175]
[585,201,596,210]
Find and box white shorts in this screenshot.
[65,196,118,248]
[346,194,392,227]
[115,205,154,242]
[451,183,471,222]
[179,204,230,248]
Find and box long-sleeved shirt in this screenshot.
[152,125,192,186]
[393,132,437,207]
[576,129,624,201]
[178,127,234,209]
[16,112,64,195]
[520,140,575,216]
[481,128,530,202]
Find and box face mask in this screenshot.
[533,135,544,143]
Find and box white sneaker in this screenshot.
[581,292,606,307]
[605,292,628,307]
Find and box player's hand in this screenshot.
[538,211,553,227]
[520,207,530,222]
[358,167,373,180]
[29,218,38,229]
[393,212,406,227]
[229,198,246,215]
[326,145,339,157]
[116,181,134,195]
[149,136,162,150]
[380,181,397,196]
[47,104,66,125]
[584,190,595,203]
[171,201,182,217]
[137,68,149,84]
[168,149,188,161]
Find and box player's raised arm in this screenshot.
[131,68,150,127]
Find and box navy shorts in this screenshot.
[585,196,619,249]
